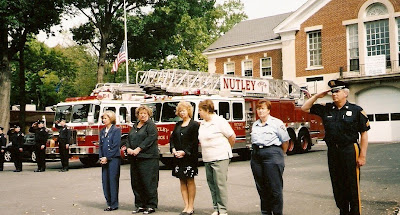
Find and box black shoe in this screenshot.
[34,169,42,172]
[132,207,145,214]
[104,207,118,211]
[59,169,66,172]
[143,208,155,214]
[13,170,21,172]
[41,169,46,172]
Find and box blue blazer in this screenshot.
[99,125,121,160]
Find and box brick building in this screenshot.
[203,0,400,142]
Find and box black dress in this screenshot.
[170,120,199,179]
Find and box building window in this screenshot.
[347,24,359,71]
[224,62,235,75]
[260,58,272,77]
[308,31,322,67]
[366,3,388,17]
[366,19,390,68]
[398,18,400,66]
[242,60,253,77]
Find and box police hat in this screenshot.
[328,80,349,92]
[37,120,45,124]
[13,124,20,129]
[0,127,3,131]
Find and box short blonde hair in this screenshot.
[135,105,153,118]
[102,110,116,124]
[175,101,194,118]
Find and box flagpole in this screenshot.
[124,0,129,84]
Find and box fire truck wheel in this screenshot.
[297,129,312,153]
[79,156,99,167]
[286,128,297,155]
[160,157,173,169]
[238,149,251,160]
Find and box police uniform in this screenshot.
[310,80,370,215]
[250,116,290,215]
[55,122,71,171]
[29,121,48,172]
[0,127,7,171]
[10,125,24,172]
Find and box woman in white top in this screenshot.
[198,99,236,215]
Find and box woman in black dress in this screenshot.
[170,101,199,215]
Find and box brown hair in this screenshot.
[175,101,194,118]
[102,110,117,124]
[199,99,214,114]
[135,105,153,118]
[256,100,272,110]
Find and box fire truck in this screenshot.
[47,84,146,166]
[47,69,324,166]
[135,69,324,166]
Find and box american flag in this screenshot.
[111,41,127,73]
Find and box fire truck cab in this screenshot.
[48,84,145,166]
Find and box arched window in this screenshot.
[366,3,388,17]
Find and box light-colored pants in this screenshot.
[204,159,230,214]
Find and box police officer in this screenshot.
[55,119,70,172]
[29,120,48,172]
[0,127,7,171]
[10,125,24,172]
[301,80,370,215]
[250,100,290,215]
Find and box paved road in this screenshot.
[0,142,399,215]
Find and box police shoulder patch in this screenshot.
[280,125,287,131]
[361,110,368,118]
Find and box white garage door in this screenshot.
[357,87,400,142]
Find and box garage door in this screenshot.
[357,86,400,142]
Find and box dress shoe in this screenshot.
[34,169,42,172]
[13,170,21,172]
[132,207,145,214]
[59,169,66,172]
[143,208,155,214]
[104,207,118,211]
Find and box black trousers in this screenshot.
[0,150,4,170]
[251,145,285,215]
[35,146,46,171]
[328,143,361,215]
[12,148,23,171]
[59,141,69,169]
[130,157,159,209]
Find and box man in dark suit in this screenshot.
[10,125,24,172]
[30,120,48,172]
[55,119,71,172]
[0,127,7,171]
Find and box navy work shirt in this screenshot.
[310,101,370,146]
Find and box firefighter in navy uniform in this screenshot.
[301,80,370,215]
[29,120,48,172]
[55,119,71,172]
[0,127,7,171]
[10,125,24,172]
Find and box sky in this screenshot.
[37,0,309,47]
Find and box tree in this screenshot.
[127,0,247,72]
[67,0,156,84]
[0,0,65,130]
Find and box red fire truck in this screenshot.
[48,69,324,166]
[136,69,324,166]
[47,84,146,166]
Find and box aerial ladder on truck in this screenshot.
[134,69,321,156]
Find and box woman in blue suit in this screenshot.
[99,110,121,211]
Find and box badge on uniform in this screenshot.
[346,111,352,117]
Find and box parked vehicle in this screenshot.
[4,133,37,162]
[48,69,324,166]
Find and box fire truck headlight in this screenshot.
[76,130,86,136]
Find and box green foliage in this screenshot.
[10,39,97,109]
